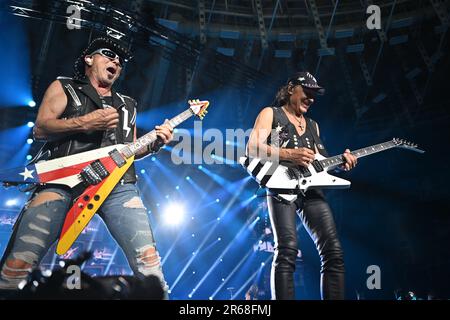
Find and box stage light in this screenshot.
[216,217,220,221]
[163,203,185,226]
[209,297,213,300]
[188,294,192,298]
[222,278,225,282]
[191,216,195,220]
[28,100,36,107]
[198,165,203,170]
[216,198,220,203]
[186,176,191,180]
[165,195,170,199]
[5,199,18,206]
[27,121,34,128]
[151,156,156,161]
[26,138,33,144]
[192,233,195,237]
[261,262,265,266]
[156,203,160,207]
[18,280,27,290]
[140,169,146,174]
[217,237,221,241]
[175,185,180,190]
[192,271,196,274]
[26,155,32,160]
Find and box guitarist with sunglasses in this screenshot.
[0,37,173,298]
[246,72,357,300]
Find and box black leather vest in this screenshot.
[268,106,329,157]
[45,76,138,183]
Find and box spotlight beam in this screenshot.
[170,178,251,291]
[231,255,272,300]
[189,208,260,297]
[210,248,255,299]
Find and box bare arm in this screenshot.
[246,107,315,167]
[33,80,119,141]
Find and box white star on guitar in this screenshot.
[19,168,34,181]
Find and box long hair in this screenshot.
[273,83,293,107]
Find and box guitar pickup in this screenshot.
[109,149,127,168]
[312,160,324,172]
[299,166,312,177]
[80,160,109,186]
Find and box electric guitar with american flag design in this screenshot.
[0,99,209,255]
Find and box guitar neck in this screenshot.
[319,140,398,168]
[121,108,194,157]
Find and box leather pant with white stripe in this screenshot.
[267,190,345,300]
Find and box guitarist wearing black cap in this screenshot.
[246,72,357,300]
[0,36,173,298]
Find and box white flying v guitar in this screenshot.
[240,138,424,202]
[0,99,209,255]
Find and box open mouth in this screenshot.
[106,66,117,76]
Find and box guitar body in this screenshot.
[240,138,424,203]
[0,144,134,254]
[240,153,350,203]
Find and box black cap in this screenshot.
[287,71,325,95]
[73,36,133,79]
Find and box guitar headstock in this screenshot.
[188,99,210,120]
[392,138,425,153]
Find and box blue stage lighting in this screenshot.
[5,199,18,207]
[216,198,220,203]
[165,195,170,199]
[27,122,34,128]
[192,233,195,237]
[28,100,36,107]
[186,176,191,180]
[188,294,192,298]
[140,169,146,174]
[0,12,32,107]
[151,156,156,161]
[163,203,185,226]
[175,185,180,190]
[192,271,196,274]
[26,138,33,144]
[209,297,213,300]
[198,165,203,170]
[26,155,32,160]
[218,237,221,241]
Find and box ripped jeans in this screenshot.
[0,183,168,298]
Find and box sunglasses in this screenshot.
[90,48,127,66]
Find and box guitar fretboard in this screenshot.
[319,140,397,168]
[120,109,194,158]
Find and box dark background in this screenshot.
[0,0,449,299]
